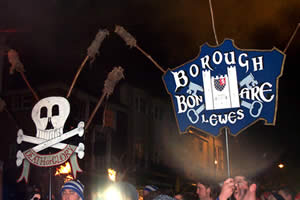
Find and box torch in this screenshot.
[67,29,109,98]
[55,162,73,183]
[85,66,124,130]
[7,49,39,102]
[114,25,165,73]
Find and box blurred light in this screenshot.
[108,168,117,182]
[214,160,218,165]
[105,186,121,200]
[278,163,284,168]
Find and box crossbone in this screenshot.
[16,122,85,166]
[16,129,85,158]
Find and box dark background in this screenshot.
[0,0,300,191]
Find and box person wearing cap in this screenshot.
[61,180,84,200]
[144,185,159,198]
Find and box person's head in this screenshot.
[175,192,198,200]
[196,181,211,200]
[174,194,184,200]
[278,188,293,200]
[61,180,84,200]
[260,191,272,200]
[233,176,250,200]
[294,192,300,200]
[144,185,159,197]
[270,193,285,200]
[27,192,41,200]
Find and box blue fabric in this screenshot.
[61,180,84,200]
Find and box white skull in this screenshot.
[31,96,70,140]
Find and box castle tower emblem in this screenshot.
[203,66,240,110]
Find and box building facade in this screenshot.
[1,81,227,196]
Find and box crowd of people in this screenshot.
[28,176,300,200]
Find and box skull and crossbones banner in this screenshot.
[16,96,85,183]
[17,144,82,183]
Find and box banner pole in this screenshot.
[225,128,231,178]
[49,167,52,200]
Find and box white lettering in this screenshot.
[209,114,218,126]
[240,82,274,103]
[175,95,202,113]
[252,56,264,71]
[240,87,250,99]
[237,109,244,120]
[250,86,261,101]
[201,114,209,123]
[228,112,237,124]
[175,95,187,113]
[218,114,228,124]
[186,96,196,108]
[238,53,249,72]
[212,51,222,65]
[200,55,213,70]
[190,64,199,77]
[202,111,244,126]
[259,82,274,102]
[224,51,236,65]
[171,70,189,92]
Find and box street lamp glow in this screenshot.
[278,163,284,168]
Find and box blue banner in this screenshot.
[163,39,285,136]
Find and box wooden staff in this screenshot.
[209,0,219,45]
[207,0,233,179]
[283,23,300,54]
[8,49,39,102]
[85,66,124,130]
[67,29,110,98]
[114,25,166,73]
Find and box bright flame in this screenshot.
[65,175,74,182]
[55,162,73,182]
[108,168,116,182]
[55,162,72,175]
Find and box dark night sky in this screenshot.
[1,0,300,168]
